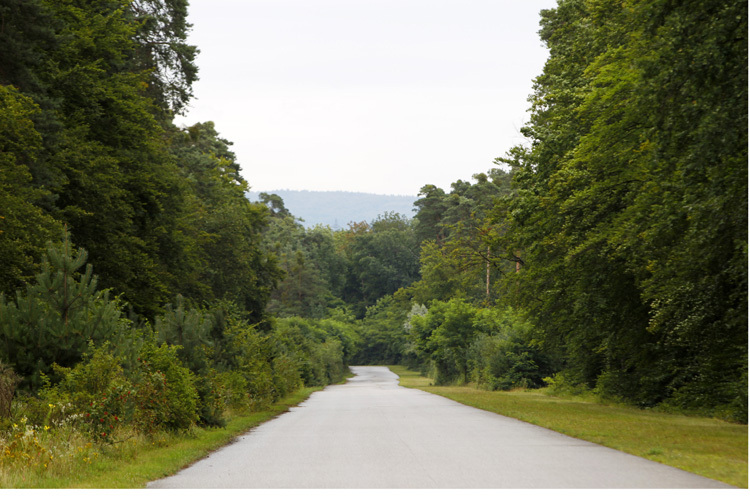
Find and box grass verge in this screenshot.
[388,365,748,488]
[4,386,319,488]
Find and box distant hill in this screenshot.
[247,190,418,228]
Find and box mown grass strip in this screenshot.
[388,366,747,488]
[14,386,319,489]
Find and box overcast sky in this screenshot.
[179,0,558,196]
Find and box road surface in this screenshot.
[148,366,732,488]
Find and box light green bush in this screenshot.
[134,342,198,432]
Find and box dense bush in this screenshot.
[350,294,412,366]
[408,299,478,384]
[46,348,134,440]
[135,342,199,432]
[194,370,228,428]
[467,307,552,390]
[272,317,354,387]
[406,300,552,389]
[469,334,550,391]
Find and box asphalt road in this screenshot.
[148,366,732,488]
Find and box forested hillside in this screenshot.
[248,190,417,228]
[0,0,746,484]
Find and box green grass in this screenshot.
[3,386,319,488]
[388,365,748,488]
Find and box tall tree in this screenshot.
[342,213,420,317]
[0,85,60,294]
[169,123,282,321]
[409,170,516,305]
[498,0,747,416]
[128,0,198,116]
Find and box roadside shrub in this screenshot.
[542,372,591,397]
[271,355,302,399]
[156,295,213,373]
[299,338,345,386]
[46,347,134,441]
[133,342,198,432]
[409,299,477,385]
[472,336,550,391]
[658,373,749,424]
[81,382,134,442]
[223,322,277,409]
[245,361,276,409]
[215,370,248,411]
[319,339,345,384]
[466,307,551,390]
[195,370,227,428]
[52,346,125,397]
[317,317,357,364]
[299,344,326,386]
[273,317,349,387]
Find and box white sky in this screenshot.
[179,0,558,196]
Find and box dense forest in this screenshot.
[0,0,746,478]
[0,0,355,461]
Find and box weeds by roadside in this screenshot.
[0,387,317,488]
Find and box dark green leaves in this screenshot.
[498,0,747,418]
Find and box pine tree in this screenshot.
[0,230,125,390]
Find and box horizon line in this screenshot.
[247,188,418,197]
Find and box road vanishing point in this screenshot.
[148,366,732,489]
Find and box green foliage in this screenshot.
[403,301,554,389]
[270,355,302,399]
[257,191,422,320]
[351,295,412,365]
[468,309,551,391]
[409,170,516,306]
[271,317,352,387]
[20,347,136,442]
[129,0,198,116]
[261,213,337,318]
[167,122,282,322]
[193,370,227,428]
[135,341,198,431]
[339,213,420,317]
[0,231,126,390]
[154,296,230,425]
[495,0,747,418]
[156,295,213,373]
[222,321,277,408]
[0,85,61,295]
[0,2,280,321]
[408,299,478,384]
[213,370,249,411]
